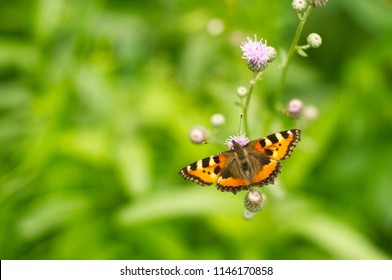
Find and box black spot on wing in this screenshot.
[267,133,279,144]
[212,155,220,164]
[259,156,271,165]
[280,130,290,139]
[213,165,221,175]
[264,149,273,156]
[189,162,197,171]
[259,139,267,147]
[201,157,210,168]
[220,167,232,179]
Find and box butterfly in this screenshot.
[179,129,301,194]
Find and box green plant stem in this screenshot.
[242,71,263,136]
[275,6,313,110]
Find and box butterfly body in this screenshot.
[179,129,301,194]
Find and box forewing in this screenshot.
[179,154,227,186]
[250,129,301,160]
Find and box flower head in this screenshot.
[266,46,277,62]
[237,86,248,97]
[244,189,266,213]
[189,126,209,144]
[303,104,319,121]
[243,209,256,221]
[210,113,225,127]
[286,98,304,118]
[309,0,328,8]
[206,18,224,36]
[292,0,308,13]
[240,35,270,72]
[307,33,322,48]
[225,133,249,150]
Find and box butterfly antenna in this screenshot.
[203,141,226,148]
[238,113,243,134]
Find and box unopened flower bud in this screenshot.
[243,209,256,221]
[286,98,304,118]
[309,0,328,8]
[244,189,265,213]
[189,126,208,144]
[291,0,308,13]
[206,18,224,36]
[237,86,248,97]
[307,33,322,48]
[210,113,225,127]
[303,105,319,121]
[266,46,277,62]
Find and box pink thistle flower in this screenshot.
[225,133,249,150]
[240,35,270,72]
[286,98,304,118]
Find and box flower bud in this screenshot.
[286,98,304,118]
[206,18,224,36]
[303,105,319,121]
[210,113,225,127]
[307,33,322,48]
[291,0,308,13]
[266,46,277,62]
[309,0,328,8]
[243,209,256,221]
[189,126,208,144]
[237,86,248,97]
[244,189,265,213]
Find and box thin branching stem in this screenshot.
[275,6,313,110]
[242,71,263,137]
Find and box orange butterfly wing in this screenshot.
[247,129,301,187]
[179,152,252,194]
[216,173,252,194]
[179,154,227,186]
[251,129,301,160]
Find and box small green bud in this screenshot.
[291,0,308,13]
[243,209,256,221]
[307,33,322,48]
[210,113,225,127]
[237,86,248,98]
[303,105,319,121]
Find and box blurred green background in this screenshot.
[1,0,392,260]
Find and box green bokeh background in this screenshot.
[1,0,391,260]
